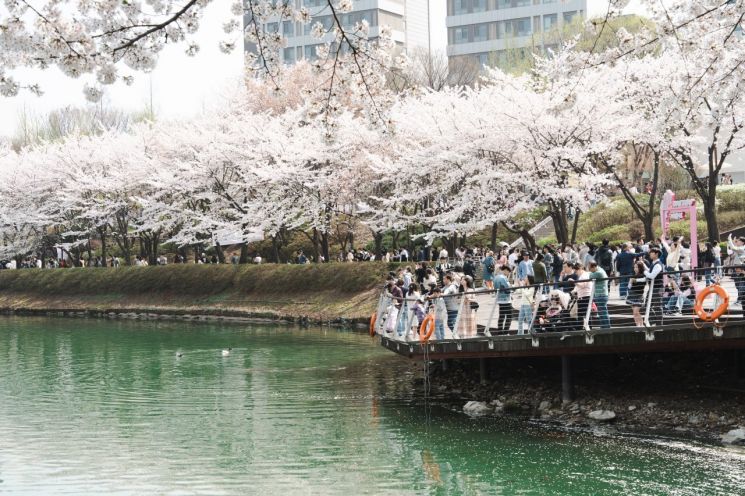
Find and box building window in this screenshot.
[516,17,531,36]
[266,22,279,33]
[515,0,531,7]
[473,23,488,42]
[283,47,295,64]
[304,44,321,60]
[282,21,294,36]
[496,0,510,9]
[543,14,557,31]
[563,11,578,24]
[476,52,489,67]
[452,0,468,15]
[472,0,487,12]
[542,0,557,3]
[451,26,469,44]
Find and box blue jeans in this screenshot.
[446,310,458,333]
[666,295,693,312]
[517,305,532,334]
[434,318,445,340]
[619,276,630,298]
[594,295,610,329]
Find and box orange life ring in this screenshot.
[419,314,435,343]
[694,285,729,322]
[369,313,377,337]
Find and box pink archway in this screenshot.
[660,190,698,269]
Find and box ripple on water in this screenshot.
[0,317,744,495]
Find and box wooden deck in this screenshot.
[380,320,745,360]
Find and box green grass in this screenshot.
[0,263,393,297]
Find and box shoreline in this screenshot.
[415,356,745,445]
[0,304,370,329]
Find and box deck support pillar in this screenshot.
[441,359,448,372]
[479,358,487,384]
[561,355,574,402]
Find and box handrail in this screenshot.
[381,264,745,302]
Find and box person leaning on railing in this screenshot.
[728,234,745,308]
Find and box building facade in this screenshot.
[446,0,587,67]
[245,0,432,65]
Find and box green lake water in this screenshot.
[0,316,743,495]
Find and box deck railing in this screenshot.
[372,265,745,346]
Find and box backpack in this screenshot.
[486,259,495,274]
[598,247,612,269]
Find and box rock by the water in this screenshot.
[721,427,745,445]
[628,405,637,411]
[463,401,493,416]
[588,410,616,422]
[539,401,551,411]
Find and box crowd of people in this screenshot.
[379,234,745,339]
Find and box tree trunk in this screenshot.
[311,228,320,263]
[239,242,249,264]
[549,201,570,246]
[97,226,107,264]
[570,211,581,246]
[272,235,281,263]
[373,231,383,258]
[321,231,330,263]
[490,222,498,251]
[215,241,225,264]
[705,186,719,242]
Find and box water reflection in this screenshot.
[0,316,742,495]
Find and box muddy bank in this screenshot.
[418,351,745,443]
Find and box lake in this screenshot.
[0,317,743,495]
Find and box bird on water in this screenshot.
[222,348,232,356]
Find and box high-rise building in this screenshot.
[245,1,433,65]
[446,0,587,68]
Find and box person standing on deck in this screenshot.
[728,235,745,307]
[643,248,665,323]
[616,243,642,298]
[588,261,610,329]
[494,266,513,333]
[482,251,496,290]
[442,274,460,334]
[532,254,548,293]
[517,251,534,282]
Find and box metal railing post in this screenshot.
[451,294,465,340]
[644,278,654,328]
[528,284,543,333]
[484,289,500,337]
[584,280,595,332]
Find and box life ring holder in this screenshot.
[369,313,377,337]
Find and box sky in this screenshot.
[0,0,647,138]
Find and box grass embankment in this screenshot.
[539,185,745,245]
[0,263,392,325]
